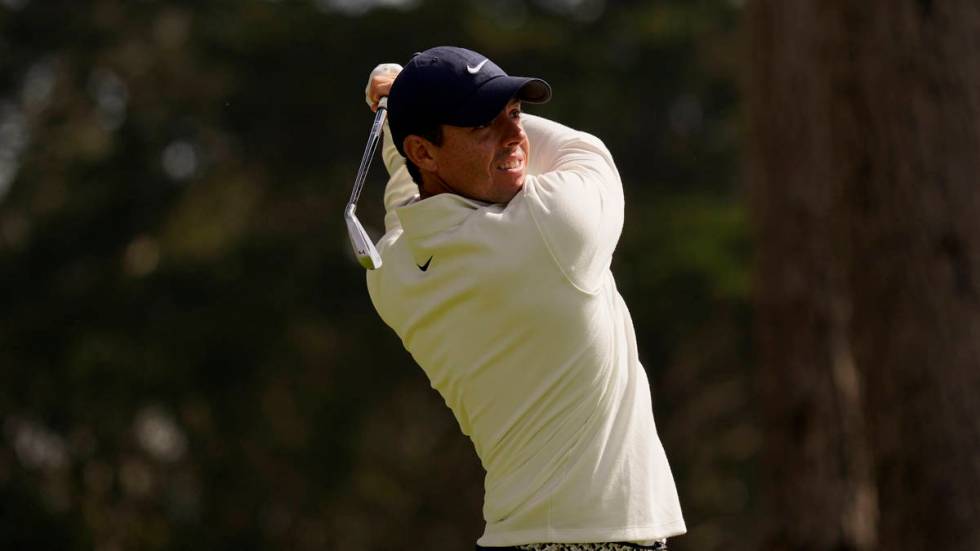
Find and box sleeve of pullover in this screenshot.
[521,114,625,294]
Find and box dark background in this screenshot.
[6,1,974,550]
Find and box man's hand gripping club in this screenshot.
[344,62,402,270]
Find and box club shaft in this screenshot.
[347,106,387,210]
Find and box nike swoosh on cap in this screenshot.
[417,256,433,272]
[466,59,489,74]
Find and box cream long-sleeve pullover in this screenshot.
[366,114,685,547]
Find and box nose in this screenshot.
[500,114,525,147]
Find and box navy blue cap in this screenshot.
[387,46,552,156]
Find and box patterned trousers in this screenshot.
[479,540,668,551]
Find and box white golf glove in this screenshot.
[364,63,403,108]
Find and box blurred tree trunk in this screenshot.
[746,2,876,549]
[835,2,980,550]
[748,1,980,550]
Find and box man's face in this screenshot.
[430,99,529,204]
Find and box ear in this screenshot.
[403,135,439,172]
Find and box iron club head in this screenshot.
[345,204,382,270]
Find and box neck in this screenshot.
[419,173,455,199]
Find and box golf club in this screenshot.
[345,96,387,270]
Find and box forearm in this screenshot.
[523,114,570,176]
[521,113,625,292]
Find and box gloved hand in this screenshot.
[364,63,402,112]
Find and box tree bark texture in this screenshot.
[748,1,980,550]
[746,2,876,549]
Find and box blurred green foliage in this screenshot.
[0,1,753,549]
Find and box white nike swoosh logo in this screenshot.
[467,59,489,74]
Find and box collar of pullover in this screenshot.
[395,192,495,239]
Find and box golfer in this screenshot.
[363,46,685,550]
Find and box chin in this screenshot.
[498,169,525,187]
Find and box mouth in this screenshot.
[495,155,525,174]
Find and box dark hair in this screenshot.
[403,124,444,186]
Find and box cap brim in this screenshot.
[447,75,552,127]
